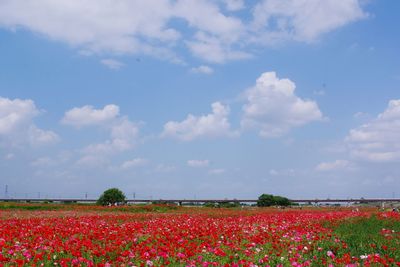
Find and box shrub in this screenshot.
[219,201,241,208]
[97,188,126,206]
[204,202,218,208]
[203,201,241,208]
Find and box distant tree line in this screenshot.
[96,188,294,207]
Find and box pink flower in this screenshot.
[327,251,335,258]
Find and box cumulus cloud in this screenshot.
[315,160,351,171]
[28,125,59,146]
[0,97,38,134]
[222,0,245,11]
[100,59,125,70]
[109,118,139,151]
[62,104,120,127]
[79,117,139,163]
[0,1,178,56]
[241,72,323,137]
[62,104,140,166]
[190,65,214,74]
[0,0,366,63]
[162,102,237,141]
[187,159,209,167]
[346,99,400,162]
[251,0,367,44]
[187,32,251,63]
[0,97,59,146]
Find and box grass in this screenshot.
[0,203,67,211]
[0,202,179,213]
[329,215,400,261]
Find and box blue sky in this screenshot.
[0,0,400,199]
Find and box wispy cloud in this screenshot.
[100,59,125,70]
[190,65,214,74]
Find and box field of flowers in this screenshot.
[0,204,399,266]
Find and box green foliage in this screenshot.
[257,194,292,207]
[109,204,179,213]
[203,201,241,208]
[203,202,218,208]
[257,194,274,207]
[97,188,126,206]
[330,215,400,260]
[219,201,241,208]
[0,203,65,211]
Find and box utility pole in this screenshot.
[85,192,88,199]
[5,185,8,199]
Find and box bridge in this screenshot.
[1,198,400,204]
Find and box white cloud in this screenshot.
[121,158,148,169]
[0,96,58,146]
[0,97,38,134]
[187,31,251,63]
[174,0,244,37]
[222,0,245,11]
[251,0,367,44]
[76,154,109,168]
[241,72,323,137]
[269,168,295,176]
[28,125,59,146]
[187,159,209,167]
[346,99,400,162]
[62,104,140,165]
[0,0,178,55]
[162,102,237,141]
[100,59,125,70]
[109,118,139,151]
[80,118,139,158]
[62,104,120,127]
[190,65,214,74]
[315,160,351,171]
[209,168,225,174]
[0,1,367,63]
[30,152,72,168]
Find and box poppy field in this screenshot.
[0,205,399,266]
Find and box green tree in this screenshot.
[257,194,292,207]
[257,194,275,207]
[273,195,291,206]
[97,188,126,206]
